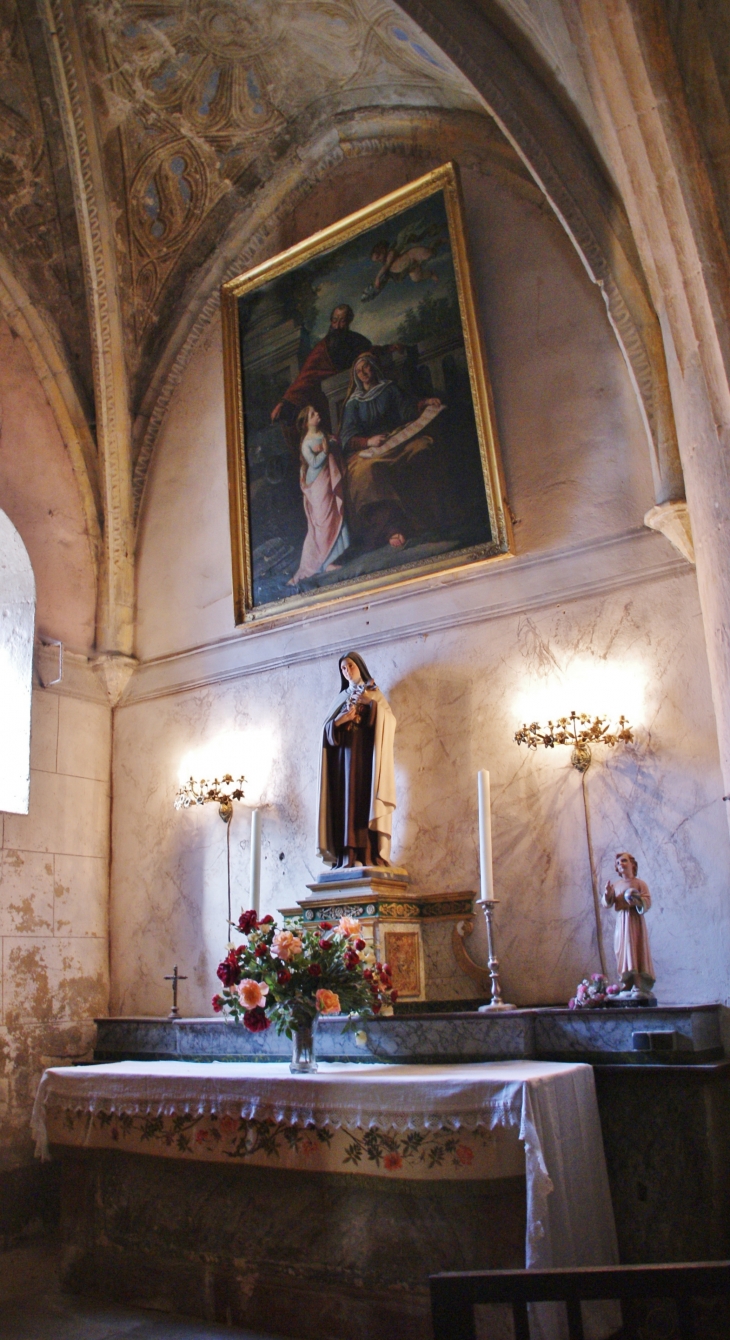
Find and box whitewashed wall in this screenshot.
[114,160,730,1016]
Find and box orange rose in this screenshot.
[337,916,361,938]
[237,978,269,1010]
[315,988,341,1014]
[271,930,303,962]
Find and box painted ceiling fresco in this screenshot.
[83,0,484,376]
[0,0,92,410]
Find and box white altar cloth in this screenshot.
[32,1058,618,1280]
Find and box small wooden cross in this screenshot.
[164,964,187,1019]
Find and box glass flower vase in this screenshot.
[290,1023,317,1074]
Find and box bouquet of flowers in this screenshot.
[212,910,397,1037]
[568,973,620,1009]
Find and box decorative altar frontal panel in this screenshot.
[221,162,511,624]
[45,1106,524,1182]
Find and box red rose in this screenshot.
[212,994,224,1012]
[390,989,398,1003]
[344,950,359,970]
[259,914,275,925]
[382,963,391,976]
[237,909,258,935]
[363,969,373,981]
[372,1002,381,1014]
[354,938,366,951]
[320,921,333,930]
[216,949,241,988]
[254,943,268,958]
[243,1006,270,1033]
[308,963,322,977]
[318,937,332,950]
[277,969,292,985]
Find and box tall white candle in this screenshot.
[477,770,495,902]
[250,807,262,915]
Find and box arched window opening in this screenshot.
[0,509,35,814]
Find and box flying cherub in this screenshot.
[361,218,443,302]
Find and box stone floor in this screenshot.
[0,1240,282,1340]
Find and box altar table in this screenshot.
[33,1060,619,1339]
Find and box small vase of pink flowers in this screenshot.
[568,973,621,1009]
[213,910,397,1073]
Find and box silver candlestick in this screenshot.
[476,900,516,1011]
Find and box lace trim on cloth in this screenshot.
[30,1059,618,1294]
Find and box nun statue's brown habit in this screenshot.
[317,651,396,868]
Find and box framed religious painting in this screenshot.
[221,161,512,624]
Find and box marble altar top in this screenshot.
[94,1003,726,1067]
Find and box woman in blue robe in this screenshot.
[338,354,442,554]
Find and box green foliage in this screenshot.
[214,913,396,1035]
[396,290,461,344]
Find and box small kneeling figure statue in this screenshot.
[603,852,656,999]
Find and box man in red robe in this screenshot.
[270,304,376,433]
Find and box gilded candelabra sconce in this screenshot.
[515,712,634,976]
[175,773,246,936]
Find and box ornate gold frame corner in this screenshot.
[221,161,512,626]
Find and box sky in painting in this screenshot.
[250,190,458,348]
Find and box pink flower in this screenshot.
[271,930,303,962]
[337,916,361,938]
[315,988,341,1014]
[237,978,269,1010]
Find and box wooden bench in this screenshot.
[430,1261,730,1340]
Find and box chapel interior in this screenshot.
[2,1,730,1338]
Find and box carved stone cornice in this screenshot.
[37,0,135,656]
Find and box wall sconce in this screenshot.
[515,712,633,773]
[175,773,246,937]
[515,711,634,975]
[174,773,245,821]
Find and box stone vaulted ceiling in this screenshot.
[0,0,681,677]
[85,0,484,395]
[0,0,92,412]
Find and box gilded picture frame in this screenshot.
[221,162,512,625]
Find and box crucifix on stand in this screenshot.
[164,965,187,1019]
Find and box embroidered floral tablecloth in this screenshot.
[32,1058,618,1277]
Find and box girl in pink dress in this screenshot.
[288,406,349,585]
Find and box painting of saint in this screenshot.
[222,163,511,622]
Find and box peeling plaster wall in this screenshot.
[0,685,110,1169]
[0,327,109,1189]
[116,157,730,1016]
